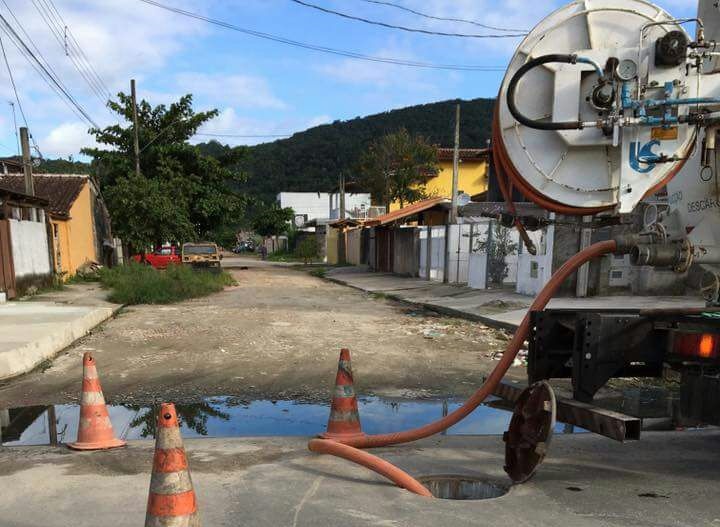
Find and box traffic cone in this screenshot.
[145,403,200,527]
[68,352,126,450]
[320,348,365,441]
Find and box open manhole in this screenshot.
[418,476,508,500]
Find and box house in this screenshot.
[0,185,52,299]
[277,192,373,226]
[0,174,112,279]
[389,148,489,212]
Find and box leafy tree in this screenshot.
[251,203,294,238]
[82,93,246,251]
[358,128,438,209]
[475,223,518,285]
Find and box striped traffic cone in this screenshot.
[320,348,365,441]
[145,403,200,527]
[68,352,126,450]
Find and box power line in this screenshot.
[358,0,528,33]
[289,0,525,38]
[0,12,86,126]
[30,0,109,107]
[0,35,28,129]
[137,0,505,71]
[0,11,98,128]
[0,34,43,157]
[43,0,113,98]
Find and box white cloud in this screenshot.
[40,122,98,158]
[174,73,286,110]
[317,44,439,94]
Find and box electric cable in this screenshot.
[289,0,526,38]
[0,11,98,128]
[137,0,505,72]
[358,0,528,33]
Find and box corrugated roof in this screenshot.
[0,174,87,218]
[366,196,449,226]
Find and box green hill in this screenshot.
[199,97,496,203]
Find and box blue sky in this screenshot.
[0,0,698,159]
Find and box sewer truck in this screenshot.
[491,0,720,427]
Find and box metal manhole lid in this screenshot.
[503,380,556,483]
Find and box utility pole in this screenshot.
[19,127,34,196]
[445,104,461,283]
[339,173,346,220]
[450,103,461,223]
[131,79,141,177]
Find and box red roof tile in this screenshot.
[0,174,87,218]
[366,196,449,226]
[436,147,489,162]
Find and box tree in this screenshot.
[251,203,294,238]
[475,223,518,285]
[82,93,247,250]
[357,128,438,209]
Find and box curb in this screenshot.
[323,275,520,332]
[0,304,122,382]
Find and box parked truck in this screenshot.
[492,0,720,432]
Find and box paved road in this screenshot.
[1,431,718,526]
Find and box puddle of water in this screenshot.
[0,396,582,447]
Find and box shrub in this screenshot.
[294,236,319,264]
[98,262,236,305]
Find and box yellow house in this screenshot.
[0,174,112,278]
[390,147,489,212]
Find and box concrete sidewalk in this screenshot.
[1,430,718,526]
[326,267,706,330]
[0,284,120,380]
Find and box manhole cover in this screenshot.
[503,380,556,483]
[418,475,508,500]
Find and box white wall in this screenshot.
[516,224,554,296]
[277,192,372,221]
[277,192,330,221]
[9,219,51,278]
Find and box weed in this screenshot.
[309,267,327,278]
[98,262,236,305]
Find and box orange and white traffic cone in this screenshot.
[145,403,200,527]
[320,348,365,441]
[68,352,126,450]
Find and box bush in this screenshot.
[98,262,236,305]
[294,236,319,264]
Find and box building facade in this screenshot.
[389,148,489,212]
[0,174,112,279]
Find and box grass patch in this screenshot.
[98,262,236,305]
[266,250,300,262]
[309,267,328,278]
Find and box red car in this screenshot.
[132,245,181,269]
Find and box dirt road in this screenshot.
[0,261,516,407]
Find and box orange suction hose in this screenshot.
[308,240,618,495]
[308,439,433,497]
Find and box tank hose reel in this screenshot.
[506,54,603,131]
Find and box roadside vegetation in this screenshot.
[98,263,235,305]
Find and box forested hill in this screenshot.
[199,97,496,204]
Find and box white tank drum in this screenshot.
[495,0,700,214]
